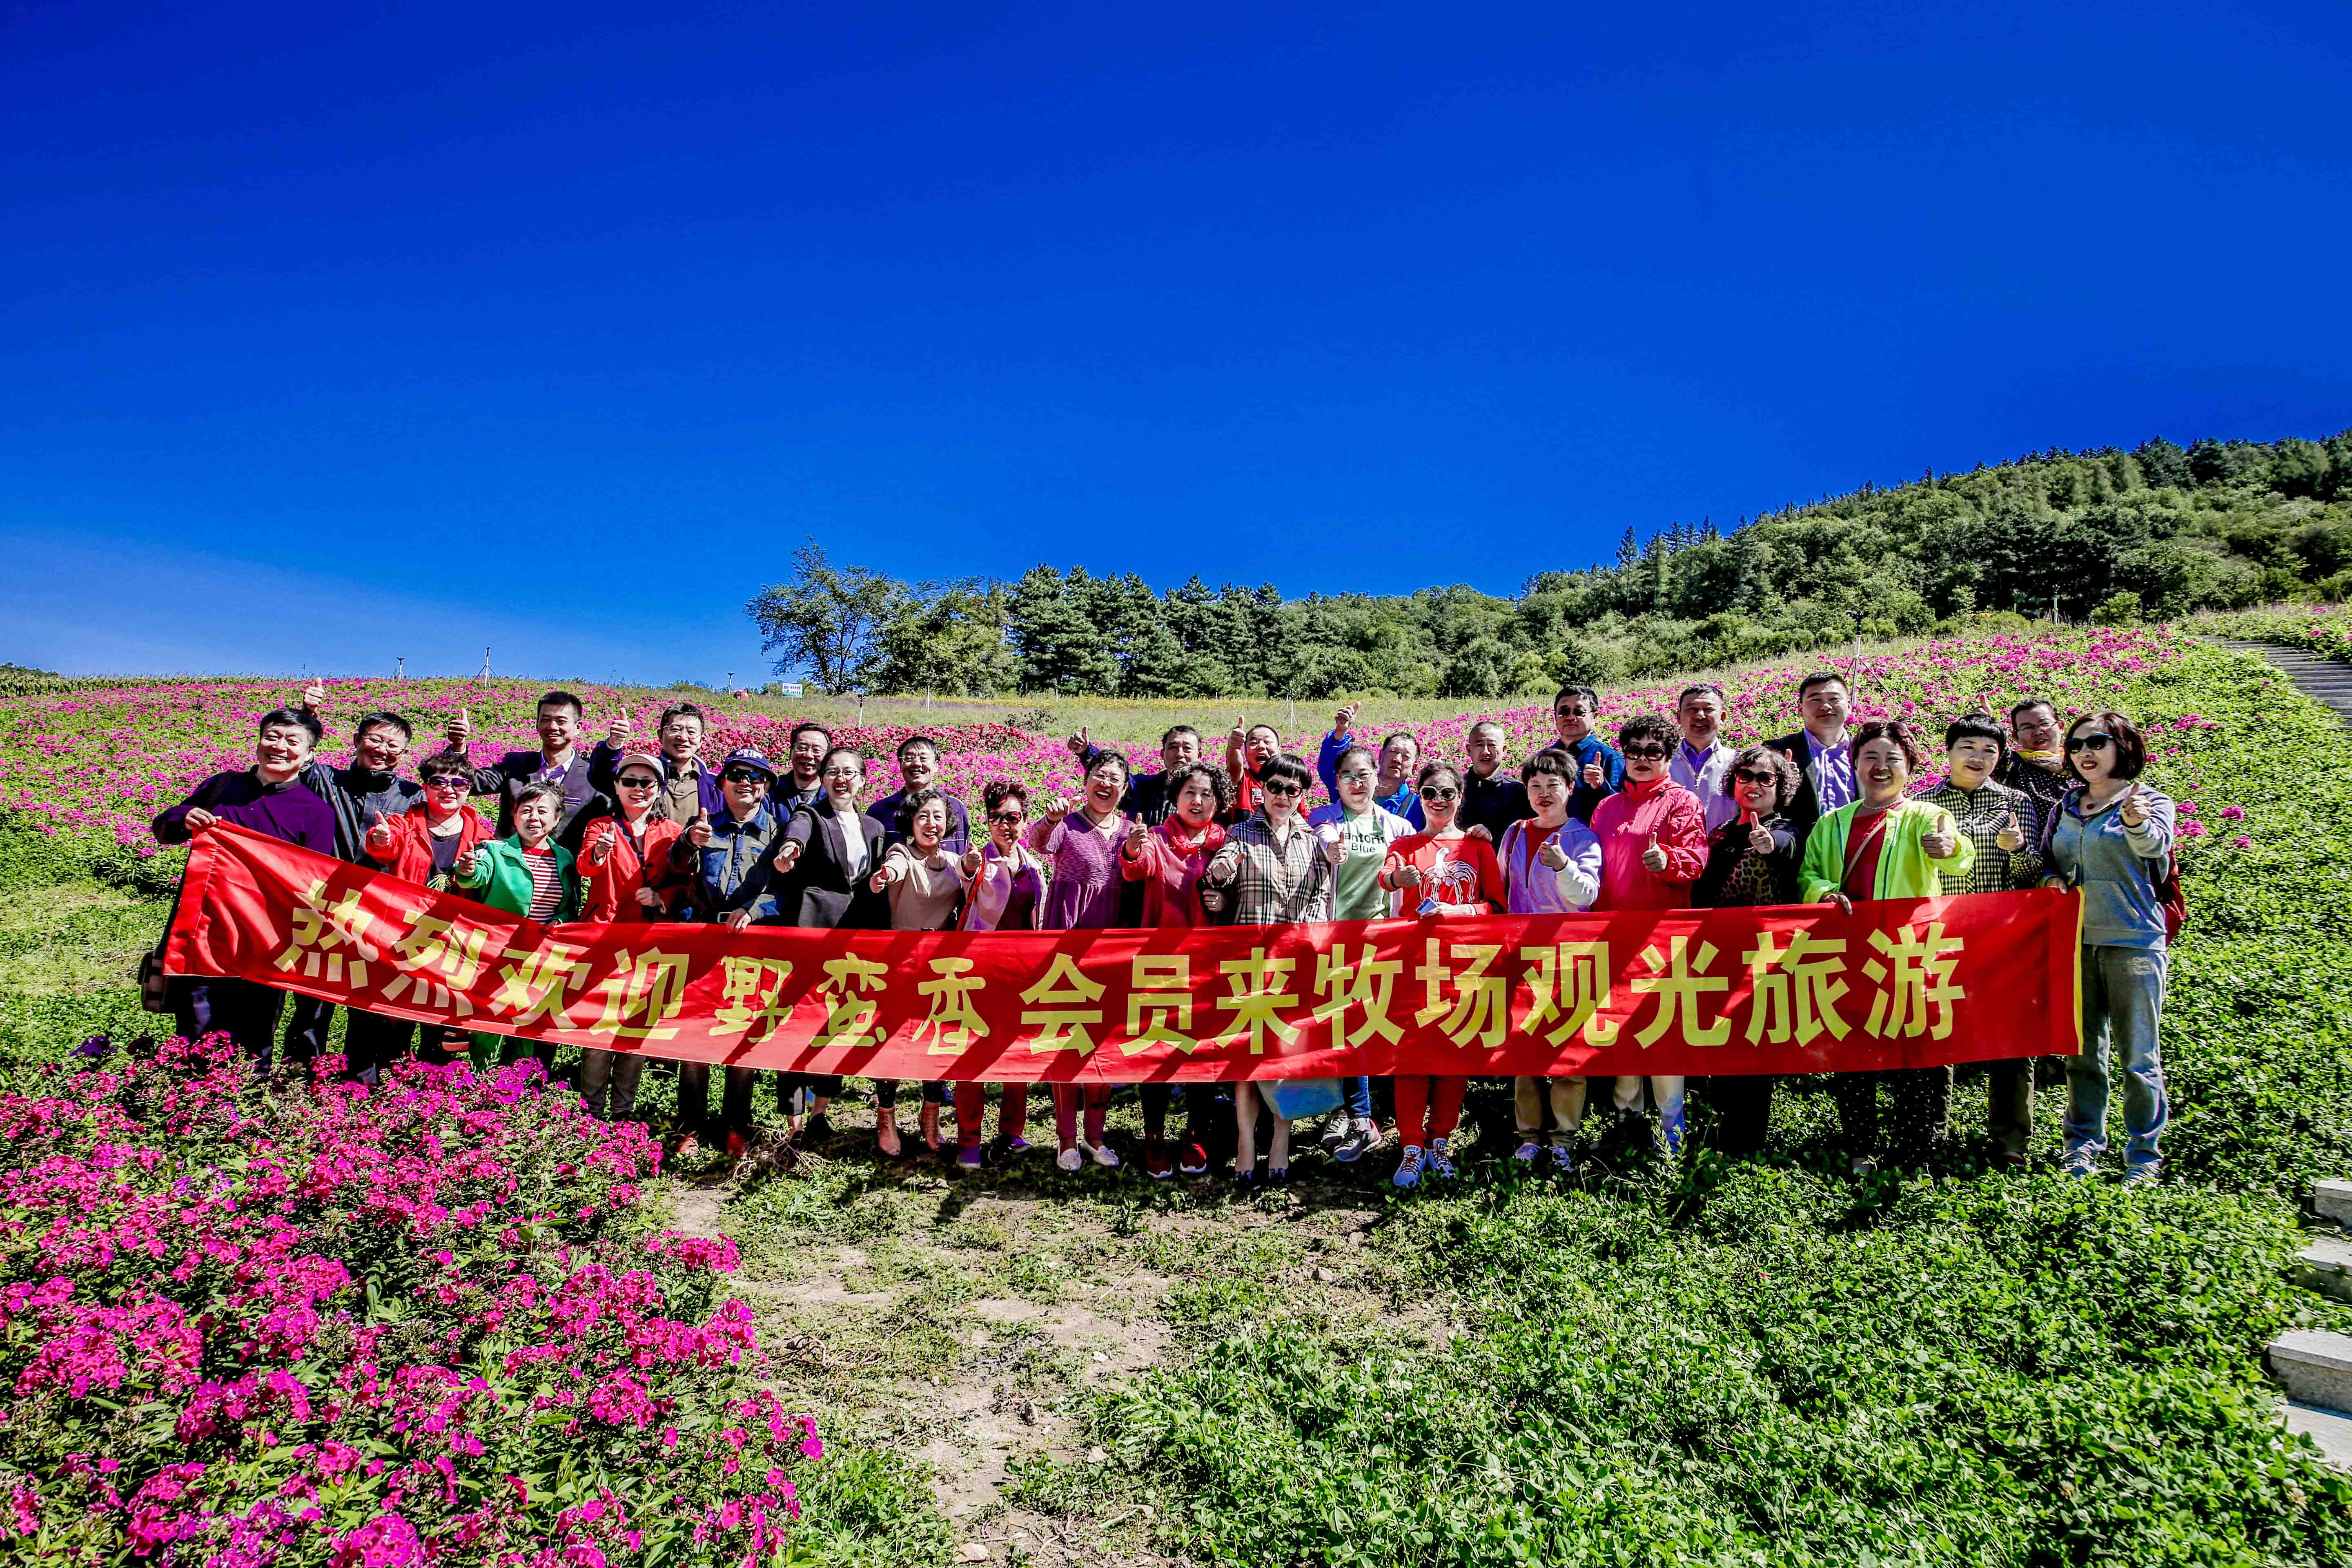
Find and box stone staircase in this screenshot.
[2221,639,2352,731]
[2272,1180,2352,1467]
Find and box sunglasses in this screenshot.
[1733,768,1780,785]
[1336,771,1377,785]
[1261,782,1304,797]
[1554,708,1592,719]
[617,775,663,789]
[2065,734,2115,753]
[425,777,469,792]
[1422,787,1459,802]
[722,769,771,784]
[989,810,1027,824]
[1622,745,1668,760]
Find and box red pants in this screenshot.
[1392,1076,1466,1147]
[951,1082,1029,1148]
[1052,1084,1110,1148]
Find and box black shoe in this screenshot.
[803,1112,835,1142]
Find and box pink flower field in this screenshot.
[0,627,2248,853]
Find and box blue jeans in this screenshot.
[1344,1075,1373,1121]
[2065,944,2168,1169]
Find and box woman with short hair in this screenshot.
[867,788,967,1158]
[1119,762,1232,1178]
[949,779,1045,1167]
[1798,719,1974,1174]
[2043,710,2176,1186]
[1203,754,1345,1187]
[1692,745,1803,1156]
[1028,751,1137,1171]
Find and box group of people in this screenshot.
[153,670,2178,1187]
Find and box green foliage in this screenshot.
[750,430,2352,698]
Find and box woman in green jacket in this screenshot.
[450,780,582,1072]
[1797,720,1975,1175]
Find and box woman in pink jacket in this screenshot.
[1586,714,1708,1153]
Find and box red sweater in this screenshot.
[577,812,687,922]
[363,804,493,886]
[1120,820,1227,927]
[1587,775,1707,910]
[1379,832,1506,915]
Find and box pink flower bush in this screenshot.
[0,1036,820,1564]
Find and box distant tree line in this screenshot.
[746,431,2352,698]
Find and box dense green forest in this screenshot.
[749,431,2352,698]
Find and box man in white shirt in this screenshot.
[1669,683,1739,833]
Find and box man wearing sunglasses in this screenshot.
[1535,685,1623,824]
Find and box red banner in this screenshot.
[165,823,2081,1079]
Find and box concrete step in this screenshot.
[2317,1179,2352,1226]
[2267,1329,2352,1413]
[2298,1238,2352,1303]
[2283,1401,2352,1471]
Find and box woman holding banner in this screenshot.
[2045,710,2175,1187]
[950,779,1045,1167]
[357,749,497,1076]
[1119,762,1232,1178]
[868,788,966,1158]
[570,752,686,1120]
[1029,751,1137,1172]
[1378,762,1506,1187]
[1203,754,1345,1187]
[1692,745,1804,1156]
[1799,719,1974,1175]
[1499,749,1603,1173]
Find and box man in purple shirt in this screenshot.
[153,706,338,1071]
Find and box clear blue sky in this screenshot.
[4,1,2346,682]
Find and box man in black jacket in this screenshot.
[1458,721,1532,840]
[1765,672,1859,847]
[443,689,612,850]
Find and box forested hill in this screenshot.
[752,431,2352,699]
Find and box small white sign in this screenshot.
[775,681,804,697]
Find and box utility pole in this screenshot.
[482,646,491,679]
[394,657,404,682]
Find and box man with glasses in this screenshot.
[588,702,721,824]
[1767,672,1857,845]
[1996,698,2073,820]
[1537,685,1622,824]
[1669,684,1739,833]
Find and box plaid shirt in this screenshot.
[1915,779,2044,893]
[1204,815,1335,924]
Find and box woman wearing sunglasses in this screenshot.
[950,779,1046,1166]
[1120,762,1232,1178]
[357,748,496,1070]
[2043,711,2176,1186]
[1203,754,1345,1187]
[1691,746,1805,1156]
[1378,762,1506,1187]
[1798,719,1974,1174]
[571,751,688,1120]
[1028,751,1138,1171]
[1587,714,1710,1153]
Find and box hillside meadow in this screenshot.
[0,626,2346,1565]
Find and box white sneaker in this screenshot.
[1090,1142,1120,1168]
[1055,1146,1082,1173]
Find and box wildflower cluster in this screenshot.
[0,1036,821,1565]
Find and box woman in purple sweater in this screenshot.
[153,706,338,1070]
[1025,751,1134,1171]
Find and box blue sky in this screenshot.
[3,1,2347,682]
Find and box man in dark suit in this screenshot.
[1766,671,1859,846]
[444,689,612,850]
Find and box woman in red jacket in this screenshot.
[570,752,687,1120]
[1117,762,1231,1177]
[358,750,496,1071]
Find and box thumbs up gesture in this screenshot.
[1745,809,1774,855]
[1392,859,1423,890]
[454,842,482,880]
[960,844,986,879]
[1641,831,1667,873]
[607,709,634,746]
[1537,836,1570,871]
[364,816,396,855]
[868,868,892,893]
[1996,809,2025,852]
[1123,820,1149,858]
[1922,824,1958,860]
[589,827,615,867]
[688,810,713,849]
[1582,757,1606,790]
[445,707,472,745]
[1064,725,1091,759]
[301,679,327,710]
[1332,700,1359,737]
[2118,781,2149,828]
